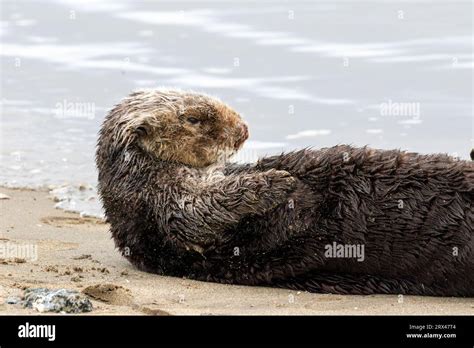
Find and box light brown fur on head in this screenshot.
[102,88,249,168]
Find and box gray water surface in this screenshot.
[1,0,472,217]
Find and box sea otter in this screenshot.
[96,89,474,296]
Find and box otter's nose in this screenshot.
[234,123,249,149]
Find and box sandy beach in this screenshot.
[0,186,472,315]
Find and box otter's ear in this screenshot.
[136,125,148,137]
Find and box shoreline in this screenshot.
[0,186,473,315]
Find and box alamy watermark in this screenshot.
[54,99,95,119]
[380,99,420,119]
[0,241,38,261]
[324,242,365,262]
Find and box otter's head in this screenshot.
[100,89,249,168]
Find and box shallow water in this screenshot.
[1,0,472,217]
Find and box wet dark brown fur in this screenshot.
[96,89,474,296]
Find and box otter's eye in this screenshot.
[186,117,200,125]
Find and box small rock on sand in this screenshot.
[72,254,92,260]
[82,284,132,306]
[6,296,21,304]
[23,288,93,313]
[0,193,11,200]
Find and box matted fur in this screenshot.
[96,89,474,296]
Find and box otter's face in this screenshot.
[127,90,249,168]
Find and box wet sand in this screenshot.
[0,187,473,315]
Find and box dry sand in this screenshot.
[0,187,473,315]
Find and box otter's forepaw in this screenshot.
[263,169,296,190]
[255,169,296,212]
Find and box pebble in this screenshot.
[23,288,93,313]
[0,193,11,200]
[6,296,21,304]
